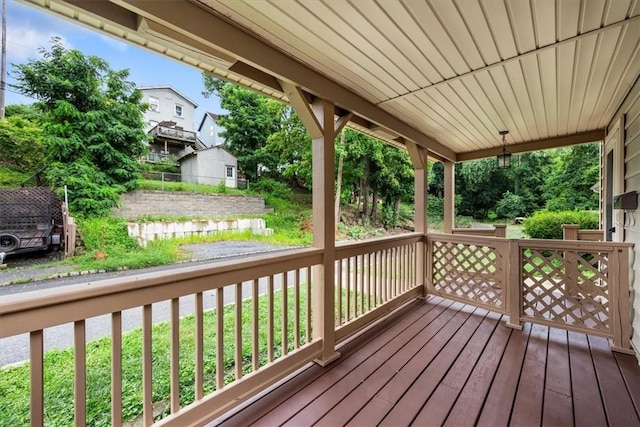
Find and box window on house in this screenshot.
[149,96,159,112]
[175,104,183,118]
[210,124,215,136]
[226,166,234,178]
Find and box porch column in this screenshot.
[280,81,351,366]
[444,161,455,233]
[406,141,428,296]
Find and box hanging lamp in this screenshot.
[496,130,511,169]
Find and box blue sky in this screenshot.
[5,0,222,127]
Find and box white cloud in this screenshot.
[6,25,72,62]
[97,33,129,52]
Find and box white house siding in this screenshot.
[180,147,238,188]
[198,112,225,147]
[140,87,197,133]
[608,76,640,357]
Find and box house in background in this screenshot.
[178,145,239,188]
[197,111,226,147]
[139,86,201,163]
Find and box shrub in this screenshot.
[522,210,599,239]
[496,191,526,219]
[381,204,399,229]
[251,178,293,200]
[455,216,474,228]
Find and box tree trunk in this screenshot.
[362,156,370,220]
[334,129,345,231]
[370,189,378,221]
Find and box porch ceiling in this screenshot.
[22,0,640,162]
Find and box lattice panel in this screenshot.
[521,248,610,333]
[0,187,62,229]
[431,241,504,309]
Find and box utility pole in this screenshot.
[0,0,6,119]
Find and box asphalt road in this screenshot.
[0,242,297,366]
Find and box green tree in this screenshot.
[202,75,281,181]
[0,113,44,172]
[544,143,600,211]
[11,38,148,216]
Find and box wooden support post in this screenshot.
[562,224,579,240]
[611,245,634,354]
[444,161,455,233]
[562,224,580,297]
[494,224,507,238]
[280,81,351,365]
[506,239,523,330]
[407,141,428,298]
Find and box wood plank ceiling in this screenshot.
[21,0,640,162]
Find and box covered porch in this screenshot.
[213,296,640,427]
[3,0,640,425]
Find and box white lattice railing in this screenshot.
[426,234,633,352]
[518,240,632,350]
[427,233,509,314]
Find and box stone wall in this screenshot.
[113,190,273,219]
[128,219,273,246]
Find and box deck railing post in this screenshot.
[611,245,634,354]
[562,225,580,297]
[506,239,523,329]
[494,224,507,238]
[284,89,351,366]
[406,141,428,298]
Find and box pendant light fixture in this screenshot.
[496,130,511,169]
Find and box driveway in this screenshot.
[0,241,297,366]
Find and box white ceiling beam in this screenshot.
[456,129,605,162]
[110,0,456,161]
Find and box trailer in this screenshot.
[0,188,64,256]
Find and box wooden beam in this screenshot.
[229,61,283,93]
[280,80,323,139]
[444,162,455,234]
[111,0,456,161]
[456,129,605,162]
[406,140,427,170]
[138,18,236,66]
[66,0,138,30]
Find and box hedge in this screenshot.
[522,210,599,240]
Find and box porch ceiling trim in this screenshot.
[456,129,605,162]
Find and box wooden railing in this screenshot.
[0,248,324,426]
[562,224,604,241]
[426,234,633,353]
[334,233,423,343]
[452,224,507,237]
[1,232,633,426]
[426,233,509,314]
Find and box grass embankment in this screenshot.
[62,180,313,272]
[0,287,310,426]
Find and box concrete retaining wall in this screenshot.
[113,190,272,219]
[128,218,273,246]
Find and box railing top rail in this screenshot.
[427,232,509,245]
[0,247,322,335]
[335,232,423,259]
[519,239,634,250]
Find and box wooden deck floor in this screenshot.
[212,296,640,427]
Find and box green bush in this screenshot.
[251,178,293,200]
[522,210,599,239]
[496,191,526,219]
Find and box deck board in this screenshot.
[212,296,640,427]
[542,328,573,427]
[589,335,640,426]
